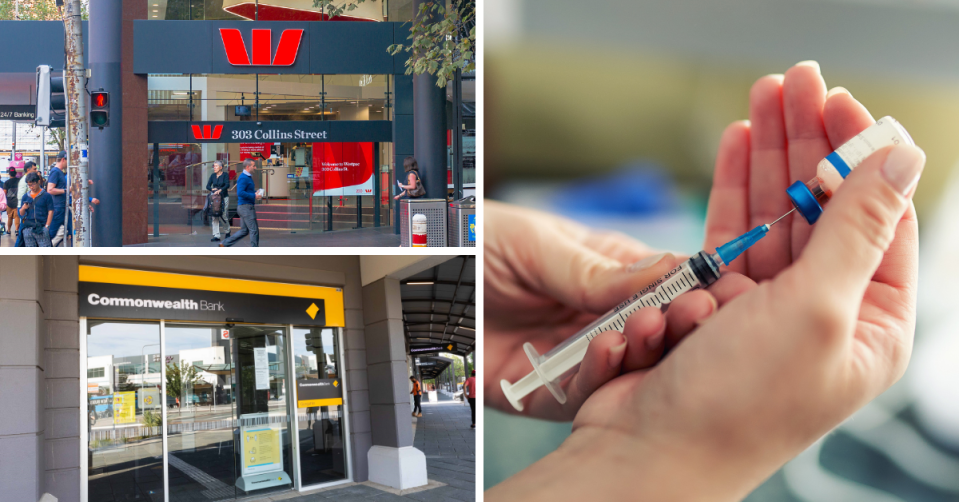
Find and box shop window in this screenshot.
[87,367,104,378]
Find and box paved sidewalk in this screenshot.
[246,394,475,502]
[0,226,403,247]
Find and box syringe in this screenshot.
[500,215,791,411]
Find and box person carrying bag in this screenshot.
[394,156,426,199]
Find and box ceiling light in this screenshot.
[152,9,158,12]
[405,281,434,285]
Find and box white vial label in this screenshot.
[818,116,913,194]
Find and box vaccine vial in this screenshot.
[786,116,914,224]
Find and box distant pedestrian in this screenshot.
[206,160,231,242]
[220,159,261,247]
[46,151,68,246]
[394,156,426,200]
[15,162,39,247]
[19,172,53,247]
[464,370,476,428]
[4,167,18,235]
[410,376,423,418]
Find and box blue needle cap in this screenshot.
[715,225,770,266]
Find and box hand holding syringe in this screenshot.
[501,116,914,411]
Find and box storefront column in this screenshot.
[121,1,148,245]
[393,75,414,234]
[0,257,80,502]
[89,0,123,247]
[411,0,449,202]
[361,278,428,489]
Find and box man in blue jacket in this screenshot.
[220,159,261,247]
[46,151,68,246]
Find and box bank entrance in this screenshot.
[80,266,350,501]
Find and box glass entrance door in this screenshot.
[231,326,295,498]
[292,327,348,487]
[164,324,238,502]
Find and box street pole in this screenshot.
[63,0,91,246]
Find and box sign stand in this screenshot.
[236,412,292,492]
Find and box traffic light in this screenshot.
[35,65,66,128]
[90,90,109,128]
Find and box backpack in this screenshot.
[209,191,224,218]
[408,171,426,198]
[5,182,15,204]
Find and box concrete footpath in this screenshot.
[0,226,401,247]
[251,394,475,502]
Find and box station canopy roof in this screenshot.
[414,355,454,380]
[402,255,475,357]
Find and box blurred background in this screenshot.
[483,0,959,500]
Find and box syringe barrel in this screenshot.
[539,251,721,372]
[788,117,914,224]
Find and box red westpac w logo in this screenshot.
[192,125,223,140]
[219,28,304,66]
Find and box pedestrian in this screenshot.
[4,166,18,236]
[206,160,231,242]
[15,162,39,247]
[464,370,476,429]
[394,156,426,200]
[410,376,423,418]
[220,159,261,247]
[46,151,68,246]
[19,172,54,247]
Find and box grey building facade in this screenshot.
[0,255,469,502]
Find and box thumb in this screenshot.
[797,144,924,309]
[542,248,682,315]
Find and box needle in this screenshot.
[768,208,796,228]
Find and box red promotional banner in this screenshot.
[239,143,271,161]
[312,142,374,196]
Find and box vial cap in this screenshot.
[786,180,823,225]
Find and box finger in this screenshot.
[663,289,717,349]
[783,61,830,259]
[820,91,918,290]
[663,273,758,346]
[822,87,875,147]
[797,144,924,315]
[748,74,792,281]
[523,330,626,420]
[620,306,666,372]
[704,120,751,275]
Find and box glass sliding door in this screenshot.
[292,327,348,487]
[164,324,238,501]
[231,325,295,498]
[86,321,165,502]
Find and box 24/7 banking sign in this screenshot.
[78,266,346,327]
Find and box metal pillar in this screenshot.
[373,143,380,227]
[152,144,160,237]
[413,0,448,201]
[89,0,123,246]
[452,70,463,201]
[64,0,91,246]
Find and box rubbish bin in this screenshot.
[448,195,476,247]
[400,199,448,247]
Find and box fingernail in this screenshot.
[645,324,665,351]
[694,295,719,327]
[627,253,669,273]
[608,336,628,368]
[881,144,925,195]
[825,86,850,99]
[796,60,821,74]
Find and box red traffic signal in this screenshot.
[90,90,109,128]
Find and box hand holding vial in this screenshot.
[486,62,926,501]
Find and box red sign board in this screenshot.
[312,142,374,197]
[220,28,304,67]
[239,143,271,161]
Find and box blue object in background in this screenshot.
[468,214,476,241]
[554,162,681,216]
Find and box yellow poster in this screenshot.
[242,426,282,474]
[113,392,136,424]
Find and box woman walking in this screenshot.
[394,156,426,200]
[206,161,231,242]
